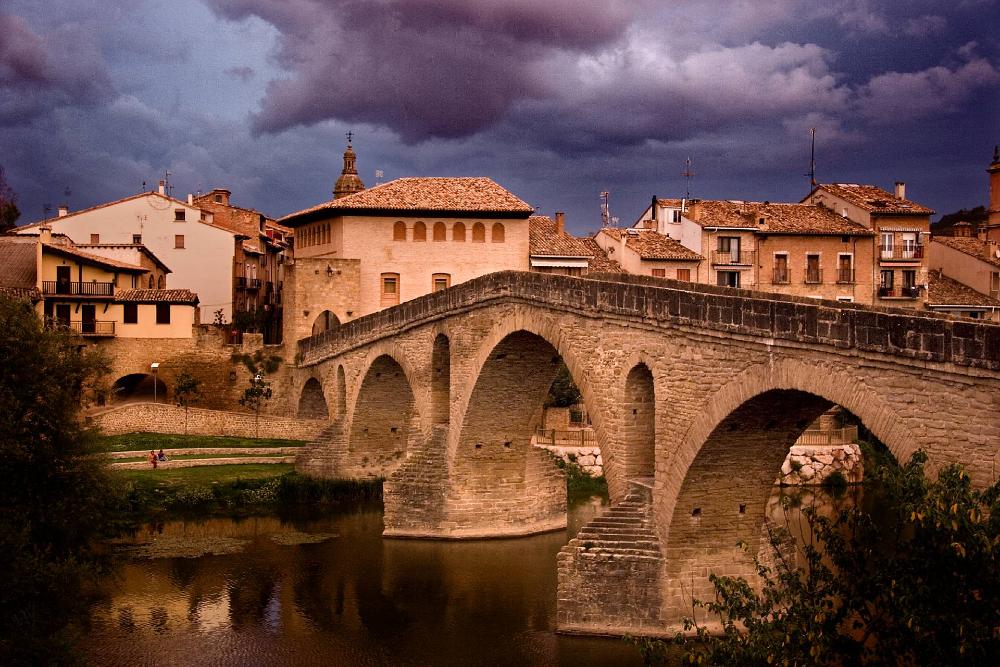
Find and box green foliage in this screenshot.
[821,470,847,490]
[239,373,273,439]
[173,371,201,435]
[932,205,988,234]
[551,455,609,503]
[645,451,1000,666]
[0,165,20,233]
[212,308,226,326]
[545,361,582,408]
[231,349,283,375]
[0,295,116,664]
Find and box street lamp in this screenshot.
[150,362,160,403]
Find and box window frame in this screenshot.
[432,273,451,292]
[123,302,138,324]
[155,302,170,324]
[174,209,186,222]
[174,234,185,249]
[381,272,400,307]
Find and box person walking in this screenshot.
[148,450,158,469]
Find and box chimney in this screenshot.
[894,181,906,200]
[158,180,166,195]
[651,196,658,221]
[619,231,626,257]
[57,204,68,217]
[187,194,194,205]
[39,224,52,244]
[555,211,565,235]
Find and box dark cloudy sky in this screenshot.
[2,0,998,233]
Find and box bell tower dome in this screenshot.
[333,132,365,199]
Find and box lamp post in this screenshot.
[150,362,160,403]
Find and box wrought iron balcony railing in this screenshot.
[41,281,114,297]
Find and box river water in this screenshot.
[84,488,852,666]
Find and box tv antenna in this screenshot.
[163,170,173,197]
[600,191,611,227]
[375,169,384,185]
[806,128,817,188]
[682,157,695,199]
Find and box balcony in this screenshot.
[235,276,262,289]
[804,268,823,284]
[42,281,114,297]
[878,286,920,299]
[772,268,790,284]
[879,245,924,262]
[66,321,116,336]
[712,250,755,266]
[836,269,856,284]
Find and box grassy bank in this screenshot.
[112,464,382,521]
[92,432,306,453]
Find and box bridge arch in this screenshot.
[297,377,329,419]
[431,333,450,425]
[311,310,340,336]
[623,362,656,481]
[335,364,346,418]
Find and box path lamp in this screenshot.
[151,362,160,403]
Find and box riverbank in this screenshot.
[92,432,307,453]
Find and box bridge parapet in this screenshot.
[297,271,1000,370]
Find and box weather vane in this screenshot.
[346,130,354,144]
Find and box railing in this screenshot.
[836,269,855,284]
[41,281,114,297]
[796,425,859,447]
[878,285,920,299]
[235,277,262,289]
[66,321,116,336]
[535,428,597,448]
[804,268,823,284]
[879,245,924,261]
[711,250,755,266]
[772,268,789,284]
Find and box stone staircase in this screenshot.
[383,424,449,536]
[556,477,665,635]
[295,421,348,478]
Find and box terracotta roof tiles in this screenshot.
[115,289,199,304]
[579,238,624,273]
[926,270,1000,309]
[931,237,1000,269]
[529,216,592,257]
[600,228,704,261]
[684,200,873,235]
[814,183,934,215]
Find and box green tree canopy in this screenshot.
[0,165,20,232]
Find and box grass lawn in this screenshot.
[91,432,307,453]
[114,463,296,490]
[114,452,290,463]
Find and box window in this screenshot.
[453,222,466,241]
[676,268,691,281]
[472,222,486,242]
[381,273,400,307]
[413,221,426,241]
[773,254,789,283]
[879,269,894,297]
[123,303,138,324]
[805,254,821,283]
[157,274,165,289]
[991,272,1000,300]
[491,222,505,242]
[838,255,854,283]
[90,233,100,244]
[716,271,740,288]
[214,194,223,203]
[174,209,186,221]
[717,236,740,262]
[901,232,918,259]
[651,268,666,277]
[132,234,142,244]
[880,232,894,258]
[837,296,854,303]
[148,275,154,289]
[200,212,207,221]
[155,303,170,324]
[433,222,447,241]
[393,221,407,241]
[175,234,185,249]
[432,273,451,291]
[672,210,682,223]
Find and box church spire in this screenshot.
[333,132,365,199]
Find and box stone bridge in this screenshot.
[291,270,1000,636]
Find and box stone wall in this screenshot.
[89,402,326,441]
[536,445,603,477]
[778,443,863,486]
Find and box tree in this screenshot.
[642,450,1000,666]
[545,361,582,408]
[0,166,20,232]
[0,294,115,664]
[173,371,201,435]
[239,373,273,439]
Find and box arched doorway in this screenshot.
[312,310,340,336]
[298,377,329,419]
[623,363,655,481]
[111,373,168,404]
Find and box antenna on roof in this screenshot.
[375,169,384,185]
[163,170,173,198]
[141,180,147,193]
[600,191,611,227]
[806,128,817,188]
[681,156,695,199]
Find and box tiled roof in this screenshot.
[931,237,1000,269]
[44,243,148,272]
[926,270,1000,309]
[683,200,873,235]
[656,198,684,207]
[0,239,38,288]
[600,228,704,261]
[76,243,172,274]
[281,177,534,222]
[814,183,934,215]
[116,289,199,304]
[0,286,40,302]
[529,216,592,257]
[579,238,624,273]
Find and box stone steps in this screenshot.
[561,482,663,562]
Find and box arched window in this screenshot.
[393,221,407,241]
[148,275,154,289]
[413,221,427,241]
[452,222,466,241]
[472,222,486,242]
[491,222,505,242]
[157,274,165,289]
[433,222,447,241]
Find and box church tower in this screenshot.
[333,133,365,199]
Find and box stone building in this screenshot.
[803,182,933,308]
[528,213,595,275]
[278,141,534,342]
[987,145,1000,241]
[924,269,1000,321]
[928,236,1000,320]
[593,227,703,280]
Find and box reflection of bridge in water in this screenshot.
[290,270,1000,636]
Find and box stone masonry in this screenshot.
[90,402,326,441]
[288,270,1000,636]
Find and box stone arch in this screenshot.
[623,363,655,480]
[431,333,450,425]
[298,377,329,419]
[344,354,419,478]
[111,373,167,404]
[311,310,340,336]
[336,364,346,418]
